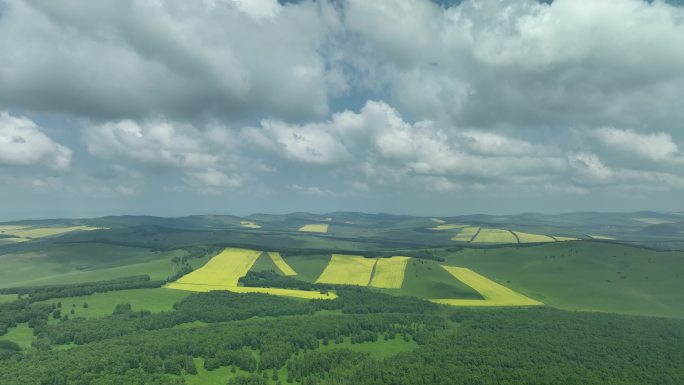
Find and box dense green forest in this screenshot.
[0,280,682,385]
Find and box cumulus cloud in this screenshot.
[0,0,338,122]
[590,127,683,163]
[0,111,72,171]
[338,0,684,128]
[246,100,566,185]
[3,0,684,213]
[84,118,249,190]
[84,119,222,169]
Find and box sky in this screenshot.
[1,0,684,220]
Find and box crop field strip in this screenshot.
[0,225,104,242]
[166,248,334,300]
[471,228,519,244]
[429,223,467,230]
[429,218,446,224]
[298,224,329,233]
[369,256,410,289]
[432,265,543,307]
[315,254,377,286]
[513,231,555,243]
[171,248,262,287]
[267,251,297,276]
[451,226,480,242]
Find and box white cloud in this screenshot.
[85,119,222,169]
[292,184,333,197]
[190,169,243,189]
[0,111,72,171]
[591,127,682,163]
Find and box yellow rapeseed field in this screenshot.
[315,254,377,286]
[554,236,579,241]
[451,226,479,242]
[429,224,467,231]
[369,256,410,289]
[165,283,335,300]
[267,252,297,276]
[632,217,674,225]
[240,221,261,229]
[471,228,518,244]
[166,248,335,300]
[432,265,543,307]
[0,225,104,242]
[514,232,555,243]
[298,224,329,233]
[174,248,262,286]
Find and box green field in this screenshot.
[317,336,417,359]
[439,242,684,318]
[35,288,191,318]
[281,254,331,282]
[0,323,33,350]
[0,243,185,288]
[0,294,17,303]
[385,259,483,299]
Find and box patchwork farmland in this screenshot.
[369,256,410,289]
[315,254,377,286]
[298,224,329,233]
[433,266,543,307]
[166,248,332,300]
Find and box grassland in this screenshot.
[281,254,331,282]
[315,254,376,286]
[298,224,329,233]
[387,259,483,299]
[439,242,684,318]
[172,248,262,287]
[0,244,186,288]
[239,221,261,229]
[451,226,479,242]
[36,288,191,318]
[432,266,543,307]
[185,357,257,385]
[267,252,297,275]
[0,323,33,350]
[317,335,417,359]
[514,231,555,243]
[589,235,616,240]
[369,256,410,289]
[471,229,518,244]
[0,294,17,303]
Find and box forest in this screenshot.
[0,278,682,385]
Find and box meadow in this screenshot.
[439,241,684,318]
